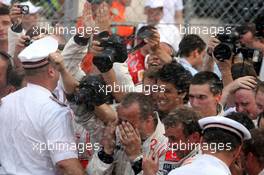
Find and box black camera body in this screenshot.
[74,75,112,111]
[213,31,240,61]
[93,33,128,73]
[17,5,29,15]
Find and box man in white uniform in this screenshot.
[0,36,85,175]
[168,116,251,175]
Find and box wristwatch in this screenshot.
[131,154,143,175]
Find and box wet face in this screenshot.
[155,80,183,114]
[256,90,264,115]
[0,15,11,41]
[189,84,220,117]
[117,103,147,138]
[234,89,258,120]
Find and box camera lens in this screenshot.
[213,44,232,62]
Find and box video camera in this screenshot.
[213,29,240,61]
[93,26,156,73]
[93,32,128,73]
[213,26,262,62]
[74,75,112,111]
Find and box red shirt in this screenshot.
[126,50,145,85]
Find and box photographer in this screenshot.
[8,1,42,57]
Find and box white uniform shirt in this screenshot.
[0,83,78,175]
[168,154,231,175]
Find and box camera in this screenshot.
[137,26,156,40]
[93,32,128,73]
[74,75,112,111]
[213,30,240,61]
[17,5,29,15]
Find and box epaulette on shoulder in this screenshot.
[50,96,67,107]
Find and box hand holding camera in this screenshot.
[74,75,112,111]
[92,32,128,73]
[10,4,29,25]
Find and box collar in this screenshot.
[143,112,166,145]
[178,58,198,76]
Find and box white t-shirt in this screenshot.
[0,83,77,175]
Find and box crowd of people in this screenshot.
[0,0,264,175]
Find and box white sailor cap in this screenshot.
[18,36,58,69]
[145,0,164,8]
[20,1,42,14]
[199,116,252,140]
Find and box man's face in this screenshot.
[189,84,220,117]
[234,89,258,120]
[147,7,163,26]
[256,90,264,115]
[0,15,11,41]
[156,80,182,113]
[117,103,146,137]
[239,31,254,46]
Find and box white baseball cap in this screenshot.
[199,116,252,140]
[18,36,58,69]
[145,0,164,8]
[20,1,42,14]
